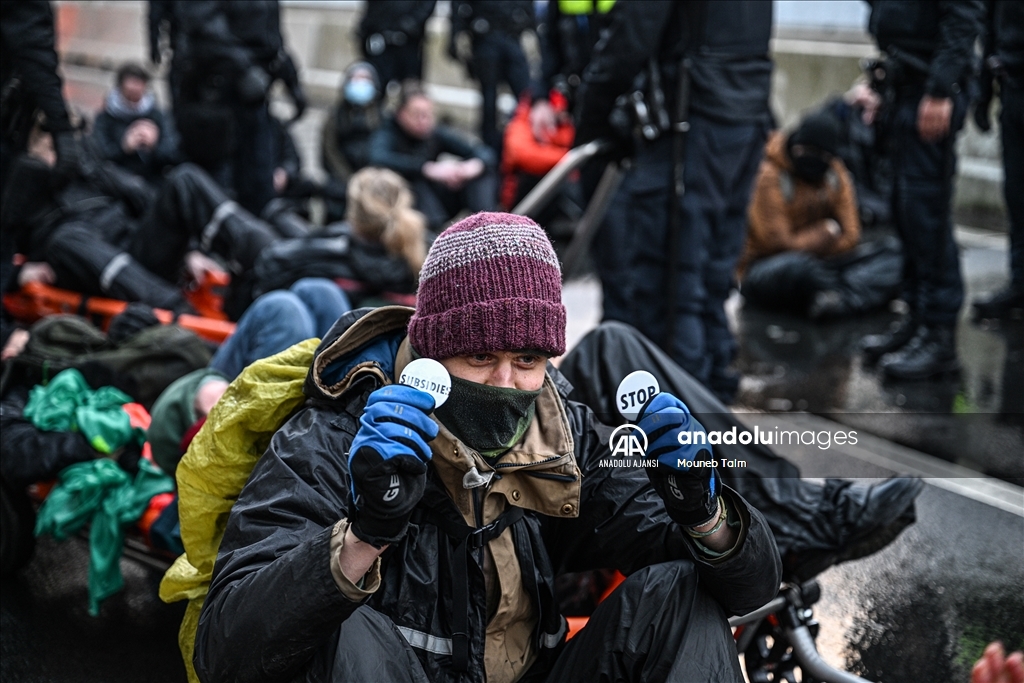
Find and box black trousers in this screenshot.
[46,164,279,314]
[364,41,425,87]
[886,89,968,327]
[472,32,531,151]
[596,114,767,392]
[741,238,903,317]
[412,171,497,232]
[321,562,742,683]
[1001,78,1024,291]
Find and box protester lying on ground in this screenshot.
[192,212,781,683]
[558,320,925,584]
[738,111,901,320]
[252,167,429,303]
[369,80,497,231]
[148,277,351,478]
[1,123,282,317]
[321,62,383,221]
[90,62,180,185]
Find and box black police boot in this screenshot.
[880,324,959,380]
[972,286,1024,320]
[860,315,918,363]
[782,477,924,583]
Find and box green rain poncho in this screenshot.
[27,368,174,614]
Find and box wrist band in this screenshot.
[684,496,727,539]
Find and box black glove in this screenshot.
[638,393,721,528]
[237,65,271,105]
[274,52,307,122]
[973,72,994,133]
[348,384,439,546]
[289,84,307,123]
[51,131,82,190]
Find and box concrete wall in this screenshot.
[51,0,1007,227]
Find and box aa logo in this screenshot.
[608,424,648,458]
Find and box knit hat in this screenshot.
[408,212,566,360]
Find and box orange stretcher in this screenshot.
[2,272,236,344]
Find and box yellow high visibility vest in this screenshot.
[558,0,616,15]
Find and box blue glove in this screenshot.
[637,393,721,528]
[348,384,439,546]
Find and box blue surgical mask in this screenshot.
[344,79,377,106]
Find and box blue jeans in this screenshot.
[210,278,351,380]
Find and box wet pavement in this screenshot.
[734,226,1024,485]
[1,537,185,683]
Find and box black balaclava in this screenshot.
[434,375,542,460]
[786,111,842,184]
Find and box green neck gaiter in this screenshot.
[434,375,542,460]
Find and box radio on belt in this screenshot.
[615,370,661,422]
[398,358,452,408]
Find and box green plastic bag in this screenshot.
[34,458,174,615]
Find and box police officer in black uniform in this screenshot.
[972,0,1024,319]
[358,0,437,90]
[169,0,306,217]
[450,0,535,151]
[0,0,79,192]
[575,0,773,404]
[859,0,984,380]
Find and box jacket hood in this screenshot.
[764,130,792,171]
[304,305,413,401]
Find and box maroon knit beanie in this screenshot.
[408,212,566,359]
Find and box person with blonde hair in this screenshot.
[346,167,427,277]
[251,167,429,303]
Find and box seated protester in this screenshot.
[321,62,383,221]
[1,123,282,318]
[251,167,428,304]
[738,112,901,320]
[499,91,575,211]
[148,277,350,477]
[369,80,497,231]
[193,213,781,683]
[90,62,180,185]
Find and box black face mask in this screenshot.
[434,375,542,459]
[791,155,830,184]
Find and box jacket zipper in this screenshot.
[492,453,567,471]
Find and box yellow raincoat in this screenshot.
[159,339,318,683]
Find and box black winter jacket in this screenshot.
[0,0,72,134]
[368,117,496,181]
[451,0,535,38]
[576,0,772,144]
[91,106,181,183]
[983,0,1024,78]
[868,0,986,98]
[359,0,436,42]
[173,0,284,72]
[193,307,782,683]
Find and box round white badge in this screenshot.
[399,358,452,408]
[615,370,661,422]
